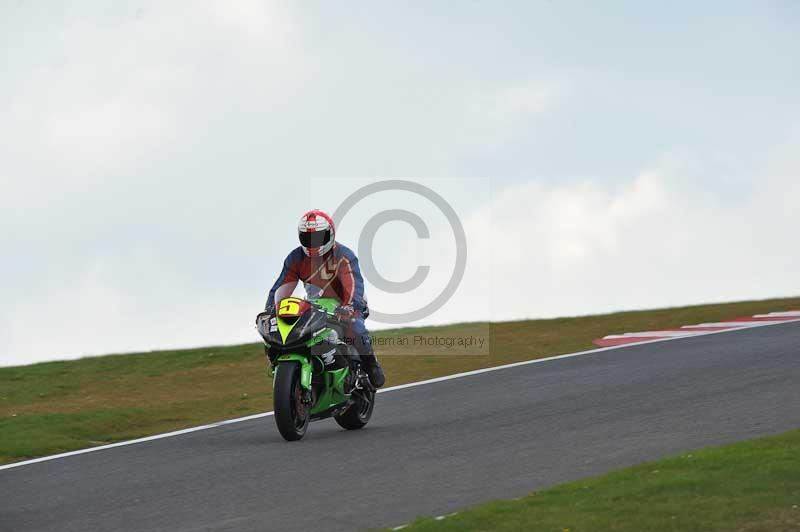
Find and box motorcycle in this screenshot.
[255,283,376,441]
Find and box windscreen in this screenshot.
[273,282,325,302]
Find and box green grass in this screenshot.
[1,296,798,464]
[396,429,800,532]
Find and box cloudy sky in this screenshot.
[2,1,799,366]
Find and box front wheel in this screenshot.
[273,363,309,441]
[335,390,375,430]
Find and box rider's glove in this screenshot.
[264,304,275,317]
[335,304,355,322]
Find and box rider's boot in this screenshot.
[359,348,385,388]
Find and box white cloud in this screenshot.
[473,80,563,118]
[465,80,563,146]
[1,2,298,173]
[203,0,295,51]
[2,257,260,367]
[0,2,303,365]
[6,144,797,365]
[496,81,562,115]
[434,144,800,323]
[1,3,798,366]
[45,96,171,168]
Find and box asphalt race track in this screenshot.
[2,322,799,532]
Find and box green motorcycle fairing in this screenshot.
[274,354,313,389]
[268,296,351,417]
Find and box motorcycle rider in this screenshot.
[264,209,386,388]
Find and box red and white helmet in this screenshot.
[298,209,335,257]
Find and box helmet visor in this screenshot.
[299,229,331,248]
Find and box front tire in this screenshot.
[335,390,375,430]
[273,363,309,441]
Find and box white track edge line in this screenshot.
[0,412,274,471]
[3,316,799,472]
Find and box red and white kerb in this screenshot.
[592,310,800,347]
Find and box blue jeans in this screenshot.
[348,311,375,361]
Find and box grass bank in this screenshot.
[394,429,800,531]
[2,296,799,464]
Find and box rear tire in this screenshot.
[273,363,309,441]
[335,390,375,430]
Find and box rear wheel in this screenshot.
[335,390,375,430]
[273,363,309,441]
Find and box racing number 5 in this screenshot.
[278,297,302,317]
